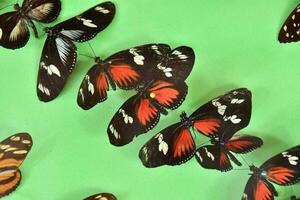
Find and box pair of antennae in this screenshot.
[78,42,97,59]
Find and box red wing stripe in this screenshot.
[136,99,158,125]
[226,140,253,151]
[110,64,140,87]
[173,129,195,158]
[193,118,221,136]
[96,73,108,97]
[267,167,295,184]
[254,180,273,200]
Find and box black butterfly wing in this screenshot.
[195,145,233,172]
[37,35,77,102]
[226,134,263,154]
[278,4,300,43]
[0,12,30,49]
[107,94,161,146]
[242,175,277,200]
[24,0,62,23]
[108,80,188,146]
[145,46,195,82]
[0,133,32,198]
[53,1,115,42]
[189,88,251,139]
[106,43,171,90]
[84,193,117,200]
[260,145,300,186]
[139,123,195,168]
[77,64,109,110]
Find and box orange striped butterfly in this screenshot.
[84,193,117,200]
[0,133,32,198]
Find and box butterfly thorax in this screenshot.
[44,27,60,37]
[14,4,26,18]
[94,57,117,91]
[250,165,267,178]
[180,112,193,128]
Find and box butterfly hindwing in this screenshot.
[54,1,115,42]
[225,134,263,154]
[25,0,62,22]
[37,36,77,102]
[261,145,300,186]
[0,12,30,49]
[139,123,195,167]
[278,4,300,43]
[0,133,32,198]
[84,193,117,200]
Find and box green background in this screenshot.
[0,0,300,199]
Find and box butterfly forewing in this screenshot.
[84,193,117,200]
[25,0,62,22]
[195,145,233,172]
[0,12,30,49]
[55,1,115,42]
[145,46,194,82]
[139,123,195,168]
[37,36,77,102]
[0,133,32,198]
[260,145,300,186]
[278,4,300,43]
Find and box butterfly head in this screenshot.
[249,165,267,178]
[13,3,20,11]
[95,57,103,64]
[44,27,58,36]
[180,112,192,128]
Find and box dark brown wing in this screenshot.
[0,133,33,198]
[24,0,61,23]
[0,12,29,49]
[84,193,117,200]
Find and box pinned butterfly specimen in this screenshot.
[77,43,172,110]
[0,132,32,198]
[278,3,300,43]
[242,145,300,200]
[84,193,117,200]
[139,88,263,172]
[0,0,61,49]
[37,1,115,102]
[107,46,195,146]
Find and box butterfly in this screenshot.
[36,1,115,102]
[242,145,300,200]
[77,43,172,110]
[0,132,32,198]
[107,46,195,146]
[278,3,300,43]
[84,193,117,200]
[139,88,263,172]
[0,0,61,49]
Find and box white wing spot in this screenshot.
[109,124,120,139]
[85,75,95,95]
[212,99,227,115]
[204,147,215,161]
[223,115,241,124]
[95,6,110,14]
[282,152,299,166]
[40,62,61,77]
[155,133,168,155]
[77,17,97,28]
[172,50,188,59]
[157,63,173,77]
[38,83,50,96]
[129,48,145,65]
[119,109,133,124]
[0,28,2,40]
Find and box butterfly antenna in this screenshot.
[87,42,97,58]
[78,53,95,59]
[232,168,249,171]
[240,155,251,168]
[0,3,14,11]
